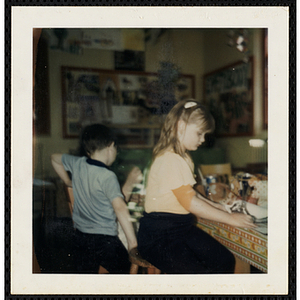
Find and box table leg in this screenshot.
[130,263,139,274]
[147,267,161,274]
[98,265,109,274]
[234,255,251,274]
[33,246,41,273]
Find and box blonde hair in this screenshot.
[153,99,215,159]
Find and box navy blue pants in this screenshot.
[137,212,235,274]
[74,229,131,274]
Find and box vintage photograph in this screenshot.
[10,6,290,296]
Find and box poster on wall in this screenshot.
[61,66,195,138]
[62,68,105,137]
[264,29,268,129]
[114,50,145,71]
[204,58,253,137]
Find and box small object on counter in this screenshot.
[131,167,149,197]
[204,174,218,196]
[229,176,240,196]
[127,201,137,210]
[129,194,140,203]
[194,184,206,197]
[206,181,241,205]
[224,199,268,234]
[248,177,268,205]
[207,182,231,202]
[136,173,143,182]
[245,201,267,220]
[133,211,143,217]
[257,197,267,208]
[235,172,254,200]
[247,197,258,205]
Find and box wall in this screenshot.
[34,29,205,177]
[144,29,204,100]
[34,28,266,178]
[34,46,115,177]
[202,28,267,168]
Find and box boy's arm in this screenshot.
[112,197,137,251]
[122,167,143,202]
[51,154,72,187]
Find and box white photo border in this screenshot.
[10,5,289,295]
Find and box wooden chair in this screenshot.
[199,163,232,177]
[65,187,109,274]
[66,186,74,216]
[66,187,160,274]
[129,247,161,274]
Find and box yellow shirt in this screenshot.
[145,150,196,214]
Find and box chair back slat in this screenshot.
[66,186,74,215]
[199,163,232,177]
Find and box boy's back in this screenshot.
[62,154,124,235]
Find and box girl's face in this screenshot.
[179,122,206,151]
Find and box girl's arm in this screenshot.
[112,197,138,251]
[51,154,72,187]
[122,167,143,202]
[195,191,228,212]
[189,195,256,228]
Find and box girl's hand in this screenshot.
[230,213,256,229]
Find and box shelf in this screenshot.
[117,144,154,149]
[110,123,161,129]
[109,123,161,148]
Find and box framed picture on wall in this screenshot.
[263,29,268,129]
[204,58,254,137]
[61,66,195,140]
[114,50,145,71]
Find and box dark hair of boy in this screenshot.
[79,124,118,158]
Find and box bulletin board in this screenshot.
[204,58,254,137]
[263,29,268,129]
[61,66,195,138]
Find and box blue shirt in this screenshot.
[62,154,124,235]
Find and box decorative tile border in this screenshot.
[198,219,267,272]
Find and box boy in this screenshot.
[51,124,140,274]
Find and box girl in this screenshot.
[137,100,256,274]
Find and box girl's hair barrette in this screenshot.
[184,101,198,109]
